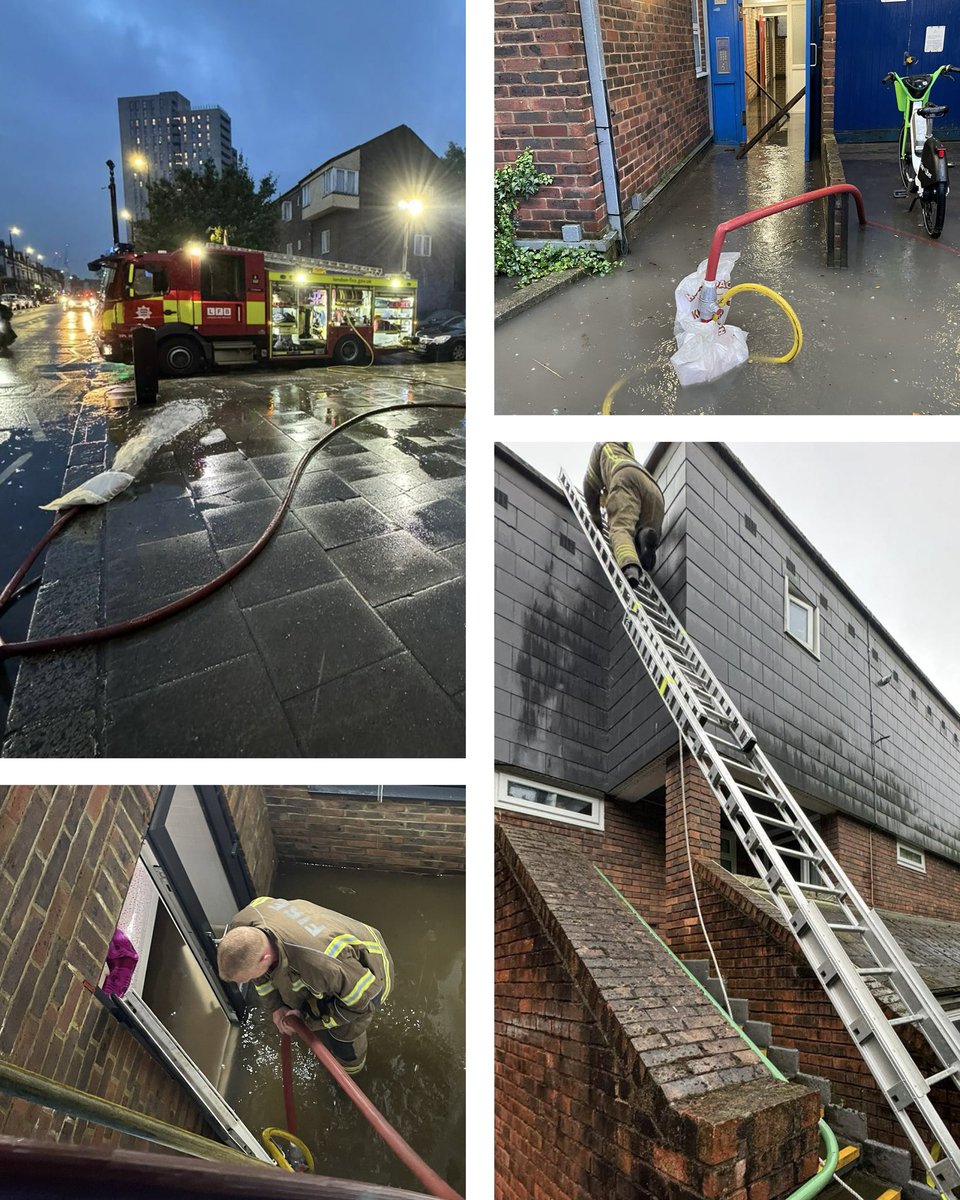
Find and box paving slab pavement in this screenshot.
[495,123,960,414]
[1,362,465,758]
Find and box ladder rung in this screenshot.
[827,922,867,933]
[776,846,820,862]
[925,1064,959,1087]
[890,1012,925,1027]
[796,881,845,897]
[754,813,795,831]
[857,966,894,976]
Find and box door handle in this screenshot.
[810,43,818,68]
[163,308,176,315]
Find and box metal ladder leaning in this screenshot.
[559,469,960,1196]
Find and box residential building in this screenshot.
[117,91,239,222]
[275,125,465,318]
[494,443,960,1197]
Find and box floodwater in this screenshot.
[222,863,465,1194]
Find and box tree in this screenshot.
[134,156,280,252]
[442,141,465,181]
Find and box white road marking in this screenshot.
[0,452,33,486]
[21,406,47,441]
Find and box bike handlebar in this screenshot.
[883,64,959,83]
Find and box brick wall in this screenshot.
[495,0,710,240]
[496,823,820,1199]
[0,786,206,1149]
[691,861,960,1175]
[663,749,722,954]
[820,812,960,923]
[496,794,665,925]
[263,787,464,873]
[821,0,836,132]
[222,785,276,897]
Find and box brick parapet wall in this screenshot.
[263,788,464,874]
[0,786,206,1149]
[496,795,665,926]
[820,811,960,922]
[690,860,960,1175]
[222,785,276,897]
[663,750,721,954]
[821,0,836,133]
[496,823,820,1199]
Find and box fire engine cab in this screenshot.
[88,242,417,377]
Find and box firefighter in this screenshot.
[217,896,394,1076]
[583,442,665,588]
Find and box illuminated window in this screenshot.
[783,577,820,658]
[495,772,603,830]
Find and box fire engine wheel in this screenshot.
[159,337,202,378]
[332,335,370,366]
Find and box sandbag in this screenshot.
[671,252,749,386]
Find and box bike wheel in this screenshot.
[921,181,947,238]
[899,123,912,189]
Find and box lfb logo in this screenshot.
[206,306,233,318]
[135,305,152,321]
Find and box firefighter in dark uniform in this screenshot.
[583,442,665,588]
[217,896,394,1075]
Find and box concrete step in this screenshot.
[742,1019,772,1048]
[862,1140,912,1187]
[904,1180,945,1200]
[728,996,749,1024]
[767,1044,799,1076]
[684,959,711,983]
[794,1071,832,1107]
[825,1103,868,1144]
[818,1167,900,1200]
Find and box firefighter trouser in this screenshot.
[604,466,665,571]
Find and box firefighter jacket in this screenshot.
[582,442,665,572]
[228,896,393,1035]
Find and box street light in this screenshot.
[396,197,424,274]
[7,226,20,284]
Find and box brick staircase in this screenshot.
[685,960,944,1200]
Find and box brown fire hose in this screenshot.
[0,400,465,660]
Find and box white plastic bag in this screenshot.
[671,252,749,386]
[42,400,205,510]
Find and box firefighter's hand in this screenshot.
[272,1006,299,1034]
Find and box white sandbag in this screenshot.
[41,400,205,510]
[671,251,749,386]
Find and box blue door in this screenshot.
[709,0,746,145]
[835,0,960,141]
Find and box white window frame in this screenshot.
[281,200,292,221]
[691,0,708,77]
[413,233,432,258]
[286,242,293,255]
[783,576,820,659]
[320,228,330,254]
[495,771,604,830]
[896,842,926,873]
[300,183,311,207]
[322,167,359,197]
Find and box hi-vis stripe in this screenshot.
[323,929,392,1002]
[255,980,276,996]
[341,969,376,1007]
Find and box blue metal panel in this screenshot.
[835,0,960,141]
[808,0,822,159]
[708,0,746,145]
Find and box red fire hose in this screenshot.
[283,1016,462,1200]
[280,1035,298,1137]
[0,400,465,660]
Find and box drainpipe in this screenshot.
[578,0,628,256]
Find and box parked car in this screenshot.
[414,316,466,362]
[1,293,30,311]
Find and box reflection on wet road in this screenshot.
[496,124,960,414]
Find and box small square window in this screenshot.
[784,577,820,658]
[896,843,925,872]
[495,772,603,830]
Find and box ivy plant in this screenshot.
[494,148,618,288]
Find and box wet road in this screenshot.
[495,125,960,414]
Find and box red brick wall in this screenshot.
[821,0,836,133]
[263,787,464,873]
[0,786,206,1149]
[222,785,276,896]
[496,824,821,1200]
[663,749,721,954]
[691,862,960,1174]
[496,795,665,924]
[820,812,960,922]
[495,0,711,239]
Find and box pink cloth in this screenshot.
[103,927,139,997]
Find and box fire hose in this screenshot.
[280,1017,463,1200]
[0,400,465,661]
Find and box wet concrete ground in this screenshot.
[224,863,465,1194]
[0,307,465,757]
[496,122,960,414]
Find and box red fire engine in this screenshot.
[88,242,417,377]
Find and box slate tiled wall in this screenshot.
[494,443,960,867]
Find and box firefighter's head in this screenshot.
[217,926,277,983]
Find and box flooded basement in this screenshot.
[222,862,465,1193]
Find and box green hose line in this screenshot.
[593,866,839,1198]
[0,1059,268,1167]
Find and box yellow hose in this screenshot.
[261,1127,314,1173]
[716,282,803,364]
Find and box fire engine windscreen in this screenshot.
[671,252,748,387]
[40,401,205,510]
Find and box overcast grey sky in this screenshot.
[508,441,960,711]
[3,2,465,275]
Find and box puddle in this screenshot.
[222,862,465,1193]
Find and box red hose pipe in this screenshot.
[284,1016,462,1200]
[280,1035,298,1137]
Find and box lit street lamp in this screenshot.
[397,198,424,274]
[7,225,21,283]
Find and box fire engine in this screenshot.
[87,242,417,377]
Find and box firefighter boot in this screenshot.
[637,527,659,572]
[623,563,642,590]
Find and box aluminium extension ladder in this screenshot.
[559,470,960,1195]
